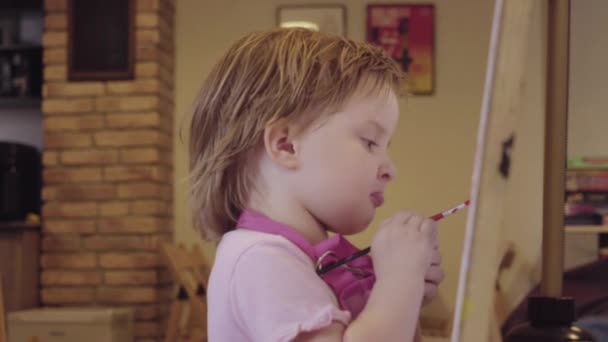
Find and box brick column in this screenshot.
[41,0,174,341]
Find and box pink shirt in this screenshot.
[207,212,352,341]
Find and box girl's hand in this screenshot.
[422,248,444,306]
[371,210,438,286]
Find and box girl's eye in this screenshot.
[362,138,378,150]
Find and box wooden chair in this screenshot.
[162,244,211,342]
[1,274,6,342]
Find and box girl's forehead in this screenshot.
[340,90,397,118]
[299,84,398,134]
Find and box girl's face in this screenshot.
[292,86,399,235]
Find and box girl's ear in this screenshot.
[263,119,300,169]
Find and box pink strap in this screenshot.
[237,210,318,260]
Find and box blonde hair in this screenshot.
[189,28,404,240]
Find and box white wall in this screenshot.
[569,0,608,156]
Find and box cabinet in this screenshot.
[0,222,40,312]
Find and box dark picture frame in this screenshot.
[67,0,135,81]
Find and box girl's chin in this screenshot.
[317,204,376,235]
[333,214,374,235]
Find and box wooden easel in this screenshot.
[162,244,211,342]
[449,0,536,339]
[451,0,572,341]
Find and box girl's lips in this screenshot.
[370,192,384,207]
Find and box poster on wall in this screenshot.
[367,4,435,95]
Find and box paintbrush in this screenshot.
[316,199,470,275]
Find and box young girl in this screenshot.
[189,28,443,341]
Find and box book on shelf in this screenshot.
[564,157,608,227]
[566,170,608,192]
[566,191,608,203]
[568,156,608,170]
[565,213,606,226]
[565,201,608,215]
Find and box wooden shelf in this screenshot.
[0,44,41,52]
[0,97,41,109]
[565,225,608,234]
[0,221,40,231]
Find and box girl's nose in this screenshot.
[379,158,396,182]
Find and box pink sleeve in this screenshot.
[229,239,351,342]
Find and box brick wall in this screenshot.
[41,0,174,340]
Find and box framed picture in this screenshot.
[277,5,346,36]
[67,0,135,81]
[367,4,435,95]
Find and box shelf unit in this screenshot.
[0,7,43,101]
[564,161,608,262]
